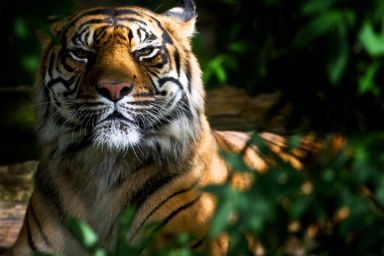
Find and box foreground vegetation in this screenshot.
[36,132,384,255]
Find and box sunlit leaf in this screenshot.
[67,217,99,249]
[207,186,239,238]
[228,42,250,53]
[93,249,107,256]
[359,61,380,95]
[359,22,384,57]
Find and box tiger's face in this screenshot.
[36,1,204,157]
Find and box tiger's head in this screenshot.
[36,0,205,160]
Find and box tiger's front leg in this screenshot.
[9,192,86,256]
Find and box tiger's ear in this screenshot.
[163,0,197,38]
[50,19,66,37]
[37,17,66,47]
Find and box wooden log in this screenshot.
[206,86,292,133]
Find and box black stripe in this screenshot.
[130,180,200,241]
[174,49,181,77]
[26,212,39,252]
[115,18,147,26]
[83,31,90,43]
[191,236,206,249]
[62,78,81,98]
[30,204,51,247]
[158,196,201,230]
[34,165,66,222]
[151,95,193,128]
[94,26,108,42]
[149,50,169,69]
[129,172,180,209]
[77,18,113,32]
[185,55,192,92]
[158,77,183,90]
[64,8,115,33]
[137,27,144,43]
[144,67,161,82]
[132,92,154,98]
[128,28,134,43]
[145,14,173,45]
[42,87,51,121]
[46,75,76,89]
[76,101,105,107]
[146,73,160,95]
[47,51,55,78]
[127,100,155,105]
[51,93,63,108]
[136,196,202,255]
[60,52,75,73]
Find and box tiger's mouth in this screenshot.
[84,108,143,150]
[104,111,129,122]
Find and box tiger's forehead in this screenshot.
[62,6,167,48]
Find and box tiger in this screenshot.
[4,1,313,255]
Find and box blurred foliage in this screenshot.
[207,133,384,255]
[34,133,384,255]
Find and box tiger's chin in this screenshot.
[92,121,142,151]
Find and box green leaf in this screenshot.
[228,42,250,53]
[214,64,227,83]
[359,22,384,57]
[359,61,380,95]
[296,10,355,47]
[219,150,252,173]
[295,11,343,46]
[376,177,384,206]
[301,0,336,15]
[93,249,108,256]
[208,187,239,237]
[327,23,349,84]
[67,217,99,249]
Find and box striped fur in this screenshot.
[6,1,312,256]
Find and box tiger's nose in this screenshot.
[96,81,133,102]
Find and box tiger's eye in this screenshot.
[134,47,156,59]
[69,48,92,61]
